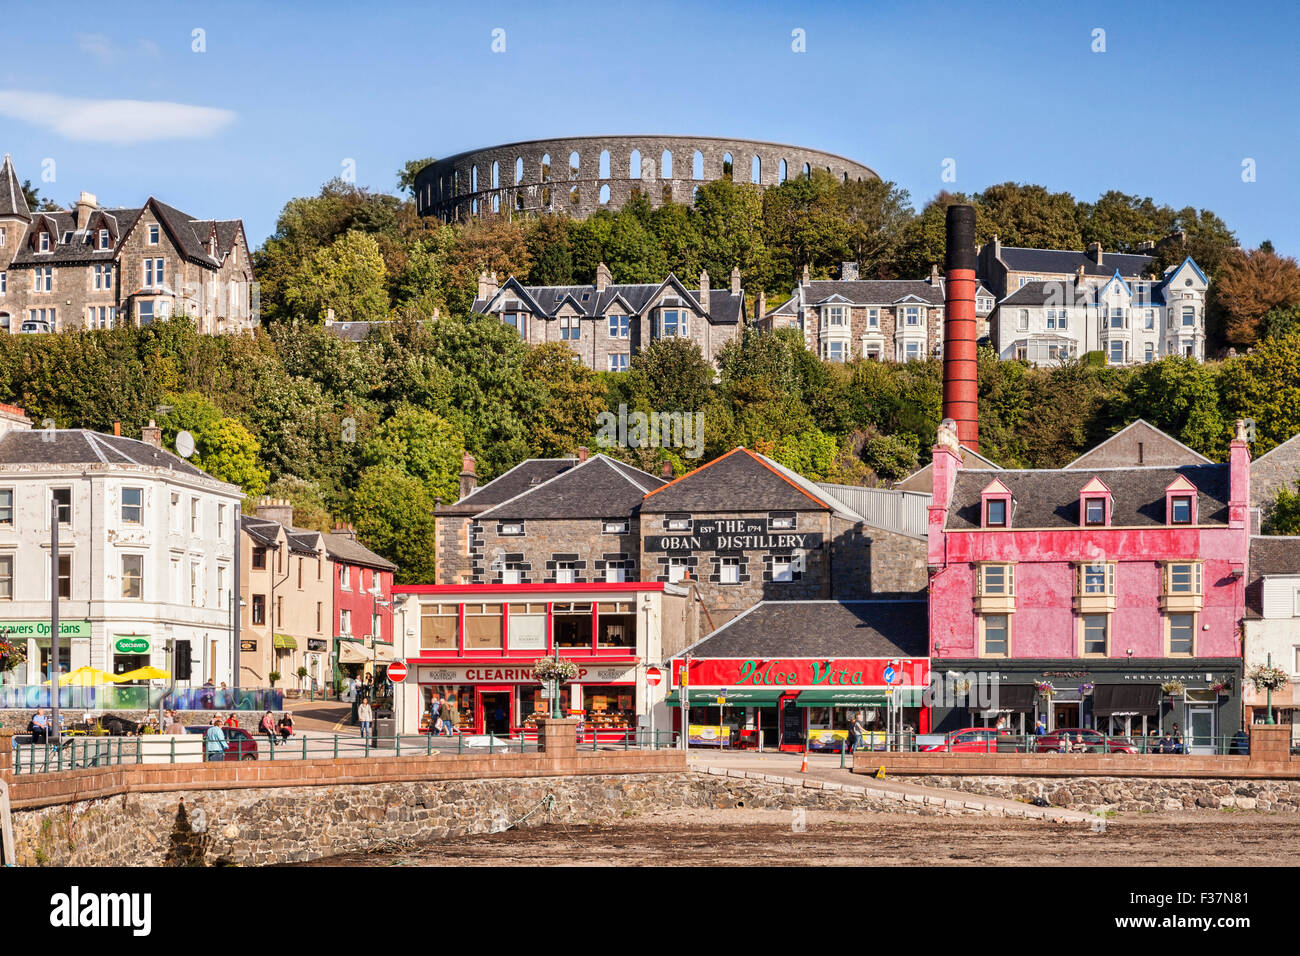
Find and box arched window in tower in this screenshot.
[515,156,524,184]
[599,149,610,179]
[600,184,611,205]
[569,151,580,180]
[802,162,811,178]
[751,155,761,184]
[541,154,552,182]
[491,161,499,189]
[630,149,641,179]
[471,165,478,192]
[778,159,787,183]
[722,153,733,180]
[692,150,704,180]
[661,150,673,179]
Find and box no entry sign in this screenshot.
[387,661,408,683]
[645,666,664,686]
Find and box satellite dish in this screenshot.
[175,430,196,458]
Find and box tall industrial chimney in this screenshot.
[943,204,979,452]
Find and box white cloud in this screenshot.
[0,90,235,144]
[76,34,162,66]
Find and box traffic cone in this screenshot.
[799,748,808,773]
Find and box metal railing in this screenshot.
[910,732,1250,756]
[9,728,683,774]
[0,685,283,711]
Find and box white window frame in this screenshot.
[148,224,160,245]
[608,314,629,338]
[608,353,629,372]
[121,487,143,524]
[771,557,793,583]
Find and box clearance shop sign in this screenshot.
[671,657,929,690]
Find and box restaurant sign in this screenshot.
[674,657,929,689]
[416,663,638,684]
[0,620,92,640]
[646,518,821,553]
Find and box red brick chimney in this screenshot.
[141,419,162,449]
[577,446,589,463]
[459,454,477,500]
[661,461,673,480]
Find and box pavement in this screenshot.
[686,749,1098,824]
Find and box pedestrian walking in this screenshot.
[849,711,866,754]
[165,710,185,734]
[442,694,458,736]
[429,693,443,734]
[358,698,373,739]
[204,717,228,762]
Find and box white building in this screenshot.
[0,404,243,691]
[1244,536,1300,740]
[993,258,1208,365]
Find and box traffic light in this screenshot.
[175,641,192,681]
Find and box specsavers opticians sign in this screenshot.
[0,620,91,639]
[114,637,151,654]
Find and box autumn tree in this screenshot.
[1210,248,1300,347]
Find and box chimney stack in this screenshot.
[595,261,612,292]
[75,191,97,231]
[730,266,741,295]
[801,264,811,284]
[929,263,940,286]
[1086,242,1103,266]
[332,522,357,540]
[942,205,979,452]
[477,271,499,300]
[256,497,294,527]
[577,445,589,463]
[661,461,674,480]
[459,453,477,500]
[840,261,859,281]
[141,419,162,449]
[113,421,121,436]
[698,269,710,311]
[757,290,767,322]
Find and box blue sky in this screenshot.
[2,0,1298,254]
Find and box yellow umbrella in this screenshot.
[42,666,120,686]
[114,665,171,682]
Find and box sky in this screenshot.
[2,0,1298,255]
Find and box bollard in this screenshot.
[333,735,338,760]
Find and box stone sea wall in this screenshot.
[907,775,1300,813]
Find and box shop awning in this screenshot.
[273,634,298,650]
[795,689,924,707]
[665,689,786,705]
[1093,683,1161,717]
[976,683,1036,714]
[338,642,371,664]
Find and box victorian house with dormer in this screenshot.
[0,153,255,334]
[470,263,745,370]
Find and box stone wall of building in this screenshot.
[831,516,927,598]
[476,517,641,585]
[416,136,878,223]
[1251,433,1300,525]
[434,513,474,584]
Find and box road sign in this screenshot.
[387,660,408,683]
[883,666,897,685]
[646,666,664,686]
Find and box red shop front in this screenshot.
[668,656,931,752]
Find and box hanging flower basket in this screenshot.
[532,656,580,684]
[0,638,25,673]
[952,678,972,696]
[1034,681,1056,699]
[1160,680,1186,697]
[1078,682,1095,697]
[1245,664,1289,693]
[1211,677,1233,695]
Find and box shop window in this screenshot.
[583,685,635,731]
[464,603,503,649]
[508,603,547,651]
[421,684,471,733]
[597,602,635,648]
[553,602,593,648]
[420,603,458,651]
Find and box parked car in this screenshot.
[919,728,1007,753]
[184,725,259,760]
[19,319,51,334]
[1034,728,1137,754]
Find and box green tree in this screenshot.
[860,431,920,482]
[628,337,715,413]
[397,157,436,198]
[283,231,389,322]
[158,392,269,497]
[263,476,335,532]
[1263,482,1300,536]
[605,209,667,282]
[1219,332,1300,455]
[347,466,438,583]
[693,179,769,288]
[361,404,464,502]
[1121,357,1228,459]
[522,343,608,457]
[526,214,575,285]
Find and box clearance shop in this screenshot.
[393,582,693,739]
[667,657,930,752]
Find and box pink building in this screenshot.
[925,420,1251,749]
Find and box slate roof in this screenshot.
[944,464,1232,530]
[896,445,1000,493]
[764,279,995,321]
[474,274,745,325]
[477,454,664,521]
[240,516,281,548]
[1063,419,1211,470]
[0,428,212,479]
[0,154,30,220]
[323,321,389,342]
[286,529,323,556]
[436,458,581,516]
[323,532,397,572]
[641,447,855,517]
[1245,535,1300,617]
[999,277,1172,308]
[681,600,928,660]
[996,246,1153,279]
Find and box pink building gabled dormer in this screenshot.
[981,478,1013,529]
[1078,477,1112,527]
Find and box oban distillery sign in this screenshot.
[645,518,822,553]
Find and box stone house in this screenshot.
[0,153,255,334]
[759,263,995,361]
[470,264,744,370]
[1242,535,1300,737]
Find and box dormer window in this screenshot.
[1077,477,1112,528]
[980,478,1012,529]
[98,229,110,250]
[38,232,50,252]
[1165,476,1198,526]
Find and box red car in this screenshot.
[186,725,260,760]
[919,728,1008,753]
[1034,728,1137,754]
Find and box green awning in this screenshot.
[665,689,785,705]
[795,689,924,707]
[273,634,298,650]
